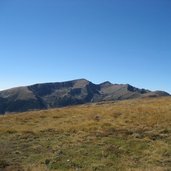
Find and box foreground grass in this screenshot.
[0,97,171,171]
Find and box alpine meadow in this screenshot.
[0,0,171,171]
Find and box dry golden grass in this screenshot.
[0,97,170,171]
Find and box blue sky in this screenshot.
[0,0,171,93]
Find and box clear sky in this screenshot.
[0,0,171,93]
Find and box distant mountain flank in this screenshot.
[0,79,170,114]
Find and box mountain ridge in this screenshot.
[0,79,170,114]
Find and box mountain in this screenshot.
[0,79,170,114]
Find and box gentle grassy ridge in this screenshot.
[0,97,171,171]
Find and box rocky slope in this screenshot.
[0,79,170,114]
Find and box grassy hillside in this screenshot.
[0,97,171,171]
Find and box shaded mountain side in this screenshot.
[0,79,170,114]
[0,97,6,114]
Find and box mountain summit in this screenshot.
[0,79,170,114]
